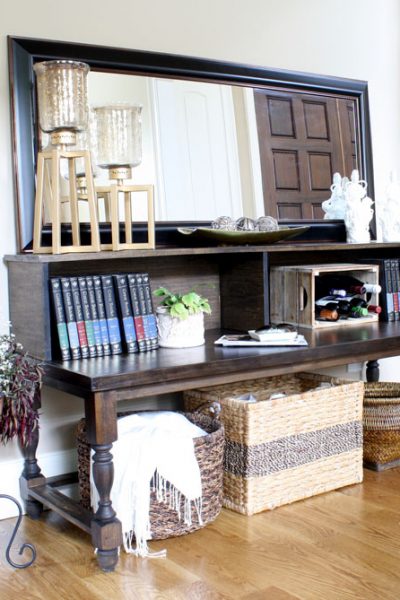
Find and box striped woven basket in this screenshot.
[184,372,364,515]
[77,411,225,539]
[363,382,400,470]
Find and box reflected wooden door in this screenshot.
[254,89,359,220]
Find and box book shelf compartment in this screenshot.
[270,263,380,329]
[7,247,400,362]
[7,253,223,361]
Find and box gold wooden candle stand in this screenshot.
[96,167,155,251]
[33,132,101,254]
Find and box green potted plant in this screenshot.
[0,331,42,447]
[153,287,212,348]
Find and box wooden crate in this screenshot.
[270,263,380,329]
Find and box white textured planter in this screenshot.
[156,308,205,348]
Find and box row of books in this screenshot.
[358,259,400,322]
[380,259,400,322]
[50,273,158,360]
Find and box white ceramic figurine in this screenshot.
[379,172,400,242]
[344,169,374,243]
[322,172,347,220]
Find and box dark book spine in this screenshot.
[93,276,111,355]
[101,275,122,355]
[390,259,400,321]
[77,277,97,358]
[374,262,388,322]
[135,273,152,351]
[50,278,71,361]
[383,260,394,321]
[396,259,400,321]
[60,277,81,359]
[127,273,147,352]
[70,277,89,358]
[114,274,139,353]
[387,260,395,321]
[141,273,159,349]
[86,276,104,356]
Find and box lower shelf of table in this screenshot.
[23,472,92,534]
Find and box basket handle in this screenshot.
[193,401,221,419]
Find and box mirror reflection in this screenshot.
[39,70,360,225]
[10,37,373,251]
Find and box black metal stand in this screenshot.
[0,494,36,568]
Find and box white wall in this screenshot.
[1,0,400,517]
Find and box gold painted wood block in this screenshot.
[33,148,100,254]
[96,183,155,251]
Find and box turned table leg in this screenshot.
[19,393,45,519]
[366,360,380,382]
[85,391,122,572]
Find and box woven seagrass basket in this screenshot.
[77,411,224,539]
[184,372,364,515]
[363,382,400,470]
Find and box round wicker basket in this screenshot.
[364,382,400,466]
[77,411,224,540]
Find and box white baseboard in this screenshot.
[0,448,77,520]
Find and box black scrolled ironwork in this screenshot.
[0,494,36,568]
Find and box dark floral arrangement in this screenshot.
[0,331,42,446]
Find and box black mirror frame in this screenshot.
[8,35,375,252]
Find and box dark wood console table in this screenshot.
[6,241,400,571]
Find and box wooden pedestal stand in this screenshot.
[96,182,155,251]
[33,135,101,254]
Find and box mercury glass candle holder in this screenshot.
[32,60,100,254]
[93,103,153,251]
[33,60,90,146]
[94,104,142,181]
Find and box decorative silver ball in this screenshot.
[235,217,256,231]
[256,216,279,231]
[211,216,236,230]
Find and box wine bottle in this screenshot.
[315,296,341,306]
[316,275,366,299]
[367,304,382,314]
[350,298,382,315]
[349,285,365,295]
[337,297,369,318]
[315,302,339,321]
[349,283,382,295]
[317,274,381,300]
[337,300,351,318]
[349,297,367,308]
[329,288,347,297]
[363,283,382,294]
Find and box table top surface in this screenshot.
[6,240,400,263]
[42,322,400,398]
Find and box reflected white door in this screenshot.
[150,78,243,221]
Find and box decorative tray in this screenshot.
[177,225,309,245]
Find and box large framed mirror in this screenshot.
[8,36,374,252]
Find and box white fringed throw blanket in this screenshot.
[90,411,205,557]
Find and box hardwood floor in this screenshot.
[1,469,400,600]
